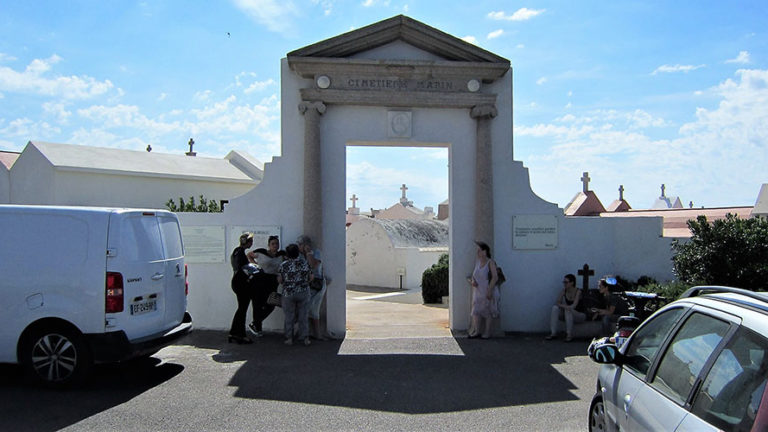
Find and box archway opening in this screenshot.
[344,143,451,339]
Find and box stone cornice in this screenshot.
[288,57,509,83]
[299,88,496,108]
[288,15,509,64]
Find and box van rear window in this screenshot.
[159,216,184,259]
[118,215,164,261]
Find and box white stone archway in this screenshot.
[181,15,677,337]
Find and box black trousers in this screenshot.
[250,273,278,332]
[229,272,251,337]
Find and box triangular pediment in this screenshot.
[288,15,508,64]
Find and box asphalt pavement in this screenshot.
[0,287,600,431]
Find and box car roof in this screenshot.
[676,287,768,337]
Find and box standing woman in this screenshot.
[297,235,327,341]
[228,233,254,344]
[277,243,313,346]
[247,235,284,337]
[468,241,498,339]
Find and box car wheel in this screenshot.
[589,393,607,432]
[21,325,91,387]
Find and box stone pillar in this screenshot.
[298,101,326,246]
[470,104,497,249]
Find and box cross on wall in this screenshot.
[578,263,595,290]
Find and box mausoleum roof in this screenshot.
[0,151,20,170]
[27,141,260,184]
[374,218,448,248]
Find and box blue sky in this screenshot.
[1,1,766,211]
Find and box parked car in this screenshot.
[0,205,193,386]
[588,286,768,432]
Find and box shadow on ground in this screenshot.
[0,357,183,432]
[185,329,587,414]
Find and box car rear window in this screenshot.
[691,327,768,432]
[651,313,730,405]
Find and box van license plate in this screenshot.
[130,300,157,315]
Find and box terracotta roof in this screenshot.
[0,151,20,170]
[600,206,754,237]
[564,191,606,216]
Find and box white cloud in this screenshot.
[347,160,447,210]
[361,0,389,6]
[193,90,213,102]
[310,0,334,15]
[518,68,768,207]
[232,0,300,34]
[487,29,504,40]
[461,36,478,45]
[652,64,706,75]
[516,44,525,49]
[725,50,750,64]
[488,8,545,21]
[0,53,18,62]
[42,101,72,124]
[0,117,60,139]
[536,77,547,85]
[0,54,114,99]
[244,78,276,94]
[157,92,167,101]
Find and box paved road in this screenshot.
[0,288,600,431]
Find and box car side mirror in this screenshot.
[591,344,622,364]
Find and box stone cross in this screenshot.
[186,138,196,156]
[618,185,624,201]
[660,184,666,198]
[400,184,408,199]
[350,194,358,208]
[578,263,595,290]
[581,172,591,193]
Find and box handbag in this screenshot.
[267,291,282,307]
[488,262,507,286]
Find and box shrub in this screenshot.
[421,253,449,304]
[672,214,768,291]
[166,195,222,212]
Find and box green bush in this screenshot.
[421,253,449,304]
[635,280,692,303]
[166,195,222,213]
[672,214,768,291]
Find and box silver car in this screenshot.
[588,286,768,431]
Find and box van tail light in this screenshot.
[106,272,124,313]
[184,264,189,296]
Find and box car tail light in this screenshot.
[184,264,189,296]
[106,272,124,313]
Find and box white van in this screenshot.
[0,205,192,386]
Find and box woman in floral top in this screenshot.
[277,243,313,346]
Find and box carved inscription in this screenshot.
[337,77,461,92]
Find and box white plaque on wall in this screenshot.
[182,226,226,263]
[229,225,281,255]
[512,215,558,250]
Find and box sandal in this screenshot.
[544,334,556,340]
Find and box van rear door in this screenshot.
[157,213,187,328]
[107,211,168,340]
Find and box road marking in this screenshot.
[352,292,408,300]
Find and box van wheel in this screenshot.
[589,393,606,432]
[21,326,91,387]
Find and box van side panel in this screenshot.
[158,214,187,328]
[0,208,108,363]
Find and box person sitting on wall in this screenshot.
[590,276,630,336]
[545,273,586,342]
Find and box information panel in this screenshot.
[229,225,281,255]
[512,215,558,250]
[182,225,226,263]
